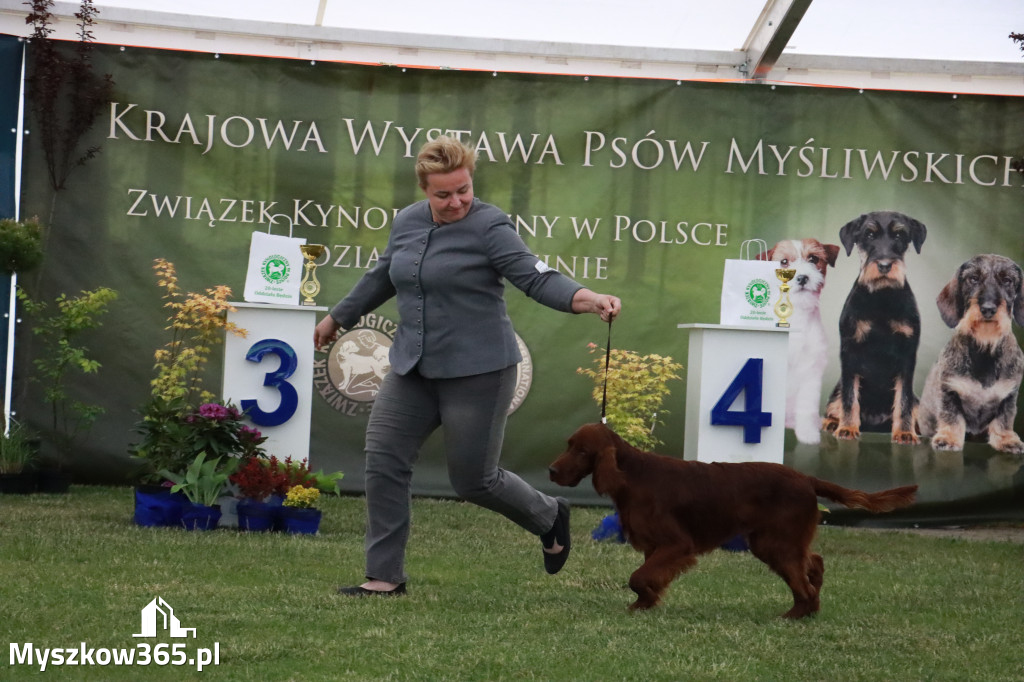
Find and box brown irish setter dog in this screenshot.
[548,423,918,618]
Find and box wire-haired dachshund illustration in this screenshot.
[822,211,927,444]
[918,254,1024,454]
[548,423,918,618]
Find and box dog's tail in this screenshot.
[811,479,918,513]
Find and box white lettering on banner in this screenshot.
[614,216,729,246]
[108,103,326,155]
[512,215,559,239]
[329,244,381,270]
[724,137,1023,187]
[123,189,731,264]
[582,130,711,171]
[536,254,609,280]
[125,189,407,230]
[341,119,565,165]
[108,104,1024,189]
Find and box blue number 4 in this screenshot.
[710,358,772,443]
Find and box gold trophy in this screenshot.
[774,267,796,327]
[299,244,326,306]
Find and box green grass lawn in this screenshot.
[1,486,1022,681]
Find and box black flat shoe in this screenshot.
[541,497,571,575]
[337,583,407,597]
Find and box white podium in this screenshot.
[222,302,327,464]
[678,324,789,464]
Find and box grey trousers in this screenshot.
[361,365,559,584]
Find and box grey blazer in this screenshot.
[329,198,584,378]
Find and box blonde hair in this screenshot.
[416,135,477,188]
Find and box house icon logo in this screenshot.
[133,597,196,638]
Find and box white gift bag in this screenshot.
[719,239,782,328]
[243,221,307,305]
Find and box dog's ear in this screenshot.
[838,216,865,256]
[936,271,962,329]
[591,445,621,496]
[1013,262,1024,328]
[905,217,927,254]
[756,247,774,261]
[823,243,841,268]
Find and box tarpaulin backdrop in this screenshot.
[10,38,1024,524]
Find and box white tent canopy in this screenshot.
[1,0,1023,94]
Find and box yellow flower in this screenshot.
[283,485,320,509]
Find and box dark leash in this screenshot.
[600,318,613,424]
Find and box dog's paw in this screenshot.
[930,435,964,451]
[990,434,1024,456]
[891,430,920,446]
[820,416,839,433]
[835,426,860,441]
[795,425,821,445]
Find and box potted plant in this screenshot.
[309,467,345,495]
[16,286,117,492]
[0,421,39,495]
[577,342,683,451]
[160,452,238,531]
[279,484,322,535]
[577,342,683,544]
[131,399,266,527]
[232,456,288,531]
[128,259,248,523]
[0,217,44,275]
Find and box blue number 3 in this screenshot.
[241,339,299,427]
[710,358,772,443]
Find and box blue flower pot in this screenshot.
[133,486,187,527]
[237,498,282,532]
[280,507,321,535]
[180,502,222,531]
[591,512,627,543]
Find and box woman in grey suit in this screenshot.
[315,135,621,596]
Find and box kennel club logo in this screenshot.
[745,278,772,308]
[314,314,533,416]
[260,254,290,283]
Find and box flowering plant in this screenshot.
[185,402,267,460]
[229,455,320,500]
[149,258,245,405]
[577,343,683,450]
[283,485,320,509]
[131,399,266,485]
[130,259,250,484]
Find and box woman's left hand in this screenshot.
[572,289,621,322]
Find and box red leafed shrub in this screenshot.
[230,456,315,499]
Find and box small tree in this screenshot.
[17,286,118,467]
[24,0,114,191]
[148,258,245,406]
[577,343,683,450]
[129,259,247,483]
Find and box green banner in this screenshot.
[14,40,1024,523]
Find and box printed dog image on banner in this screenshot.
[918,254,1024,454]
[757,239,840,445]
[822,211,927,444]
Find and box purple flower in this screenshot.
[240,425,262,439]
[198,403,231,421]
